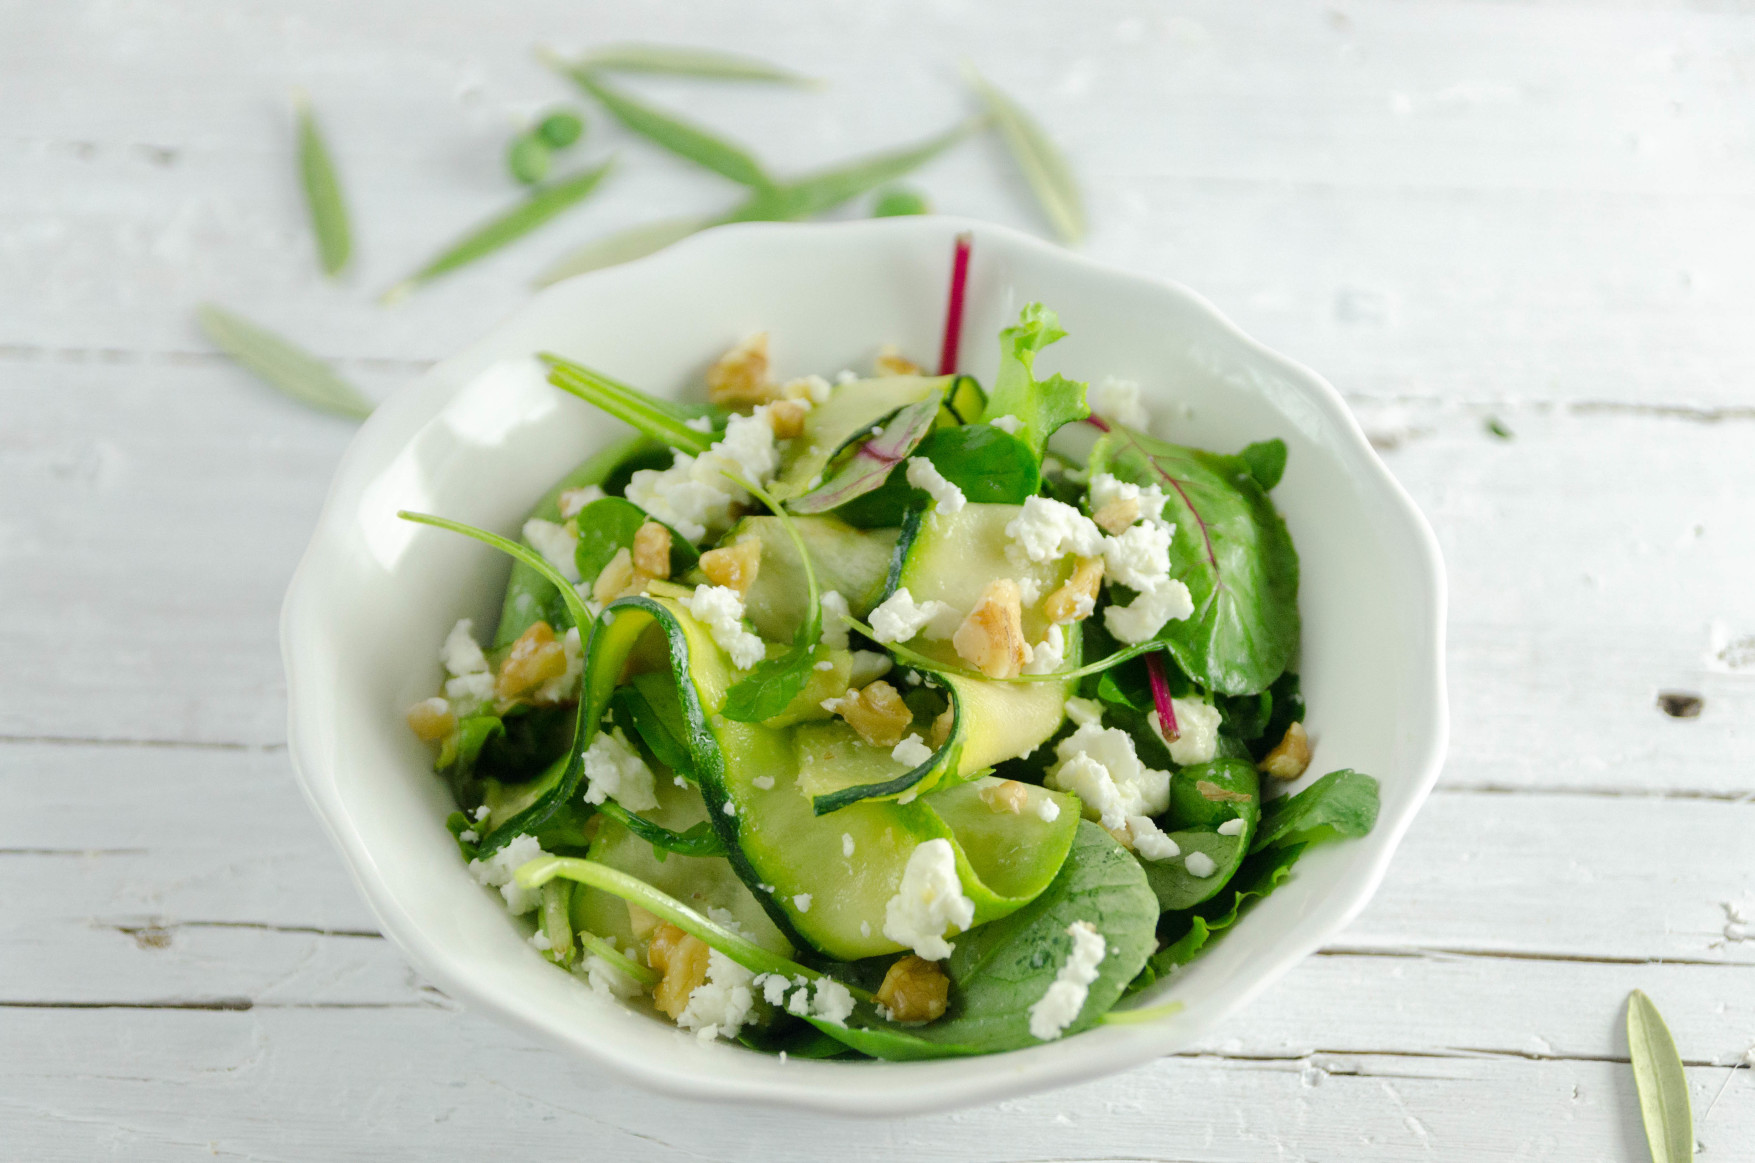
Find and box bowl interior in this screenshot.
[283,218,1445,1114]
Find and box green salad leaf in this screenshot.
[294,92,352,276]
[1143,759,1261,912]
[720,480,825,723]
[1251,769,1380,854]
[1627,990,1693,1163]
[978,303,1089,457]
[1239,438,1288,491]
[837,422,1041,527]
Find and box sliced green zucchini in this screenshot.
[721,515,899,642]
[768,375,950,501]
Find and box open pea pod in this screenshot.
[768,375,980,502]
[1142,758,1261,912]
[588,594,1079,961]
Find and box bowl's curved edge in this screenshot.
[280,215,1449,1115]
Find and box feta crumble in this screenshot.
[842,833,855,857]
[685,584,766,669]
[1090,376,1150,429]
[1063,696,1104,729]
[819,590,852,650]
[1036,796,1062,823]
[1184,851,1218,878]
[444,670,496,708]
[466,834,547,915]
[753,973,854,1027]
[677,947,756,1042]
[581,938,646,1000]
[623,410,781,544]
[1022,623,1067,675]
[1027,922,1107,1041]
[1128,815,1182,861]
[1046,723,1172,843]
[557,484,606,519]
[1103,577,1195,644]
[1217,817,1247,837]
[988,413,1024,435]
[882,838,975,961]
[835,369,860,386]
[868,587,958,644]
[1088,472,1167,527]
[523,518,582,583]
[581,727,659,811]
[442,619,490,677]
[849,649,893,686]
[1101,521,1173,591]
[1151,698,1223,765]
[1005,496,1104,564]
[891,732,933,768]
[752,774,776,791]
[793,893,813,913]
[905,456,967,514]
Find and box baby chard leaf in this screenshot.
[554,65,773,189]
[964,66,1085,244]
[1627,990,1693,1163]
[534,215,710,286]
[787,392,943,515]
[385,160,615,300]
[568,42,820,87]
[1240,438,1288,491]
[978,303,1089,456]
[197,303,373,420]
[294,92,352,276]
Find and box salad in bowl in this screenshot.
[397,238,1381,1061]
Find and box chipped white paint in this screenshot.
[3,0,1754,1157]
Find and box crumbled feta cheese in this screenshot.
[807,977,855,1025]
[835,369,859,386]
[1091,376,1150,429]
[1047,723,1171,839]
[1184,851,1218,878]
[892,733,933,768]
[785,374,834,404]
[752,774,776,791]
[623,412,782,544]
[1023,623,1067,675]
[722,801,737,816]
[813,659,835,672]
[756,972,794,1007]
[1016,575,1043,605]
[905,457,966,514]
[793,893,812,913]
[849,650,893,686]
[530,929,553,952]
[458,829,478,843]
[581,940,646,1000]
[1005,497,1104,564]
[442,619,490,677]
[842,833,855,858]
[1101,521,1173,591]
[1028,922,1107,1041]
[1088,472,1167,527]
[868,587,958,644]
[677,947,756,1041]
[444,670,496,708]
[820,590,851,650]
[557,485,606,519]
[1151,698,1223,765]
[988,413,1023,435]
[531,624,583,703]
[581,727,658,811]
[466,834,547,915]
[685,584,766,669]
[1036,797,1062,823]
[1217,817,1247,837]
[1063,696,1104,729]
[1103,578,1195,644]
[753,973,853,1027]
[1128,815,1182,861]
[523,518,582,583]
[685,415,714,432]
[882,838,975,961]
[473,805,492,821]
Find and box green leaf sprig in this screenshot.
[197,304,373,419]
[719,475,825,722]
[595,801,727,860]
[964,65,1085,244]
[979,302,1090,456]
[294,91,352,276]
[539,352,716,455]
[1627,990,1693,1163]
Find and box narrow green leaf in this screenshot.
[571,42,820,87]
[533,215,709,286]
[384,160,615,301]
[539,353,715,455]
[733,117,985,222]
[550,62,773,189]
[196,303,372,420]
[1627,990,1693,1163]
[872,186,931,217]
[294,92,352,276]
[964,66,1085,244]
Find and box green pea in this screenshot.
[537,110,585,149]
[508,135,552,185]
[871,186,930,217]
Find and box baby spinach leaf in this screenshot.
[1132,842,1306,989]
[1144,759,1261,912]
[574,496,647,581]
[1251,769,1380,854]
[1091,428,1299,696]
[834,423,1041,527]
[978,304,1089,457]
[595,801,727,860]
[805,822,1157,1059]
[1239,438,1287,491]
[721,479,824,723]
[786,392,942,515]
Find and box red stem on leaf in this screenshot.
[1146,651,1179,741]
[936,232,973,375]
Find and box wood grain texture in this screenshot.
[4,0,1754,1157]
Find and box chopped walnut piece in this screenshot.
[405,697,456,741]
[626,903,660,940]
[1258,721,1312,780]
[929,705,955,748]
[978,779,1030,815]
[874,344,922,377]
[706,332,775,408]
[592,547,652,605]
[1092,495,1142,536]
[952,579,1030,679]
[632,521,672,579]
[834,680,913,748]
[765,398,808,439]
[1043,557,1105,625]
[700,538,762,594]
[646,923,711,1019]
[497,621,568,698]
[874,954,949,1022]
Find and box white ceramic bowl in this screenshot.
[282,217,1447,1115]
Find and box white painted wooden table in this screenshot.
[5,2,1753,1158]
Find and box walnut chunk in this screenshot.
[874,344,922,377]
[405,697,455,741]
[834,680,912,748]
[765,399,808,439]
[929,705,955,749]
[978,779,1029,814]
[497,621,568,698]
[592,547,652,605]
[626,903,660,940]
[706,332,774,408]
[700,538,762,594]
[874,955,949,1022]
[1044,557,1104,625]
[646,923,711,1020]
[1092,496,1142,535]
[951,579,1030,679]
[632,521,672,579]
[1258,721,1312,780]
